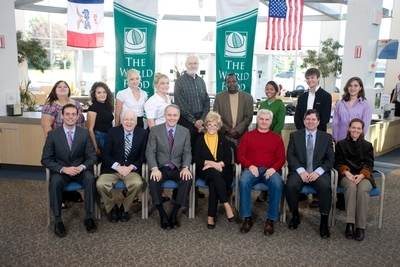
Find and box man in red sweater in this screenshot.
[237,109,285,235]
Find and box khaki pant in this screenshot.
[97,172,145,213]
[340,178,372,229]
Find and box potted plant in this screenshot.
[20,81,37,111]
[300,38,343,90]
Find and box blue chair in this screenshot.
[191,162,239,218]
[96,163,148,219]
[235,164,287,222]
[334,169,385,229]
[46,166,100,226]
[143,165,194,219]
[282,168,338,226]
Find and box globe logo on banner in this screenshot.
[225,31,247,57]
[124,27,147,54]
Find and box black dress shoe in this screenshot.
[108,204,119,223]
[207,223,215,229]
[288,215,300,229]
[227,216,235,222]
[345,223,354,239]
[54,221,66,238]
[355,228,365,241]
[84,218,97,233]
[169,214,180,228]
[320,223,330,238]
[120,205,130,222]
[160,216,171,230]
[240,218,253,233]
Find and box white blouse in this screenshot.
[116,88,148,117]
[144,93,171,125]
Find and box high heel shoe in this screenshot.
[207,223,215,229]
[227,216,235,222]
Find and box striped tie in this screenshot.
[67,131,73,150]
[168,129,175,169]
[125,132,132,158]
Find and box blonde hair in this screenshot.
[153,72,169,91]
[125,68,141,81]
[204,111,223,133]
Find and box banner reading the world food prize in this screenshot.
[216,0,259,94]
[114,0,158,96]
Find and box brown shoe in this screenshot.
[240,218,253,233]
[264,219,274,235]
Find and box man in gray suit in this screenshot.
[213,73,254,150]
[41,104,97,238]
[285,109,335,238]
[146,104,193,230]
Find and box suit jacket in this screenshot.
[41,126,97,174]
[287,129,334,176]
[213,90,254,136]
[294,88,332,132]
[145,123,192,170]
[101,125,148,174]
[193,133,233,188]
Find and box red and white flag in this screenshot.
[67,0,104,48]
[266,0,304,50]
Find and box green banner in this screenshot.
[114,0,157,96]
[216,0,259,93]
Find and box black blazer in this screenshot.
[101,125,148,175]
[287,129,334,175]
[335,139,376,188]
[41,126,97,173]
[194,133,233,190]
[294,88,332,132]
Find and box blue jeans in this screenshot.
[94,130,108,151]
[239,167,282,221]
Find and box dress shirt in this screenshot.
[60,126,86,173]
[307,86,320,110]
[144,93,171,125]
[332,97,372,142]
[296,129,324,176]
[112,130,136,170]
[116,88,148,116]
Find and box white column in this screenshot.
[0,1,19,115]
[341,0,384,90]
[384,0,400,95]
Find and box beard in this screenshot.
[186,69,197,75]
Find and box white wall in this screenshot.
[0,1,19,115]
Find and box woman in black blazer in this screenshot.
[194,111,235,229]
[335,118,376,241]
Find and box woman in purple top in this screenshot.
[332,77,372,143]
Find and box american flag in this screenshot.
[266,0,304,50]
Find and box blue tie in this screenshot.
[125,133,132,158]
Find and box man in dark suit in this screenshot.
[96,110,147,223]
[213,73,254,151]
[41,103,97,238]
[146,104,193,230]
[285,109,335,238]
[294,68,332,208]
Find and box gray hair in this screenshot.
[121,109,137,121]
[257,109,274,121]
[164,104,180,115]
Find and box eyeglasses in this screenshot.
[206,124,218,128]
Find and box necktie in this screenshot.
[125,132,132,158]
[306,133,314,173]
[168,129,175,169]
[67,131,73,150]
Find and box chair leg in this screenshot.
[46,169,51,226]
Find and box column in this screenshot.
[0,1,19,115]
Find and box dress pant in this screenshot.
[201,168,229,217]
[340,177,372,229]
[178,115,202,156]
[285,172,332,215]
[49,171,95,218]
[149,166,192,207]
[96,172,144,213]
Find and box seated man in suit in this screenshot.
[237,109,285,235]
[285,109,335,238]
[96,110,147,223]
[41,103,97,238]
[146,104,193,230]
